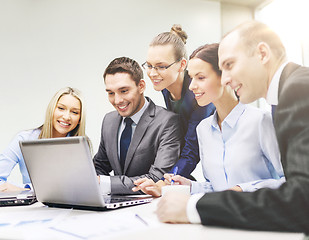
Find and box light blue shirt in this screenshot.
[0,129,41,186]
[192,103,285,194]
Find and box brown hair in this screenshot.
[150,24,188,60]
[103,57,143,85]
[190,43,221,77]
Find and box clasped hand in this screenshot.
[132,173,191,197]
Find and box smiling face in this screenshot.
[105,72,145,118]
[219,31,268,103]
[145,45,183,91]
[52,94,81,138]
[188,58,223,106]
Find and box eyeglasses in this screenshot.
[142,60,180,73]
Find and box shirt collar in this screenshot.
[123,97,149,125]
[211,102,246,130]
[266,61,288,105]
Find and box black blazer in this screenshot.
[195,62,309,233]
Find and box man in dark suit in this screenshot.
[94,57,181,195]
[156,21,309,233]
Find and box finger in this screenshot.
[163,173,173,180]
[156,200,170,222]
[134,177,148,185]
[145,186,161,197]
[132,186,140,192]
[170,175,182,185]
[139,179,154,189]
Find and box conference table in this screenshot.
[0,197,306,240]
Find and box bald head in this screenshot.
[222,21,286,60]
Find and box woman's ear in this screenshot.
[179,58,187,72]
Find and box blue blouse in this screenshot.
[162,71,215,177]
[192,103,285,193]
[0,129,41,186]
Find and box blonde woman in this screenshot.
[0,87,87,192]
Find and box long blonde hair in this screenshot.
[39,87,86,139]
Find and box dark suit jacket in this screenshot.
[162,71,215,177]
[196,62,309,233]
[93,97,181,194]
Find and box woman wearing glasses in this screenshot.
[142,24,215,178]
[134,43,285,197]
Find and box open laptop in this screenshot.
[0,190,36,207]
[19,136,152,210]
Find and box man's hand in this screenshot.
[156,192,191,223]
[0,182,27,192]
[229,185,243,192]
[132,178,163,197]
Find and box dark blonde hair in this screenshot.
[150,24,188,60]
[39,87,86,139]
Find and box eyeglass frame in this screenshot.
[141,59,182,72]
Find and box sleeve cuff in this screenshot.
[100,175,111,195]
[186,193,204,224]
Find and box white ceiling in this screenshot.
[208,0,270,8]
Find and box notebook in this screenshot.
[0,190,36,207]
[19,136,152,210]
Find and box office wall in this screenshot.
[255,0,309,68]
[220,3,253,36]
[0,0,221,184]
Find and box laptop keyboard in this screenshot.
[104,197,135,204]
[0,197,37,206]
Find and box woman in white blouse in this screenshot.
[133,43,285,196]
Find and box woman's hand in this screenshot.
[163,173,191,186]
[0,182,28,192]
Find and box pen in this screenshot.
[170,166,178,185]
[135,214,148,226]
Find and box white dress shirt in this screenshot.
[266,62,289,105]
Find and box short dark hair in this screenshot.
[103,57,143,85]
[190,43,221,77]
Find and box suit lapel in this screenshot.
[278,62,300,96]
[110,114,123,175]
[124,99,155,173]
[275,62,301,128]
